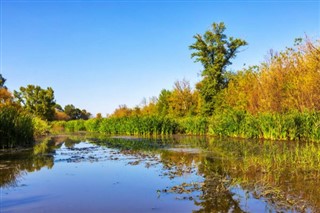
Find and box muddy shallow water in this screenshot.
[1,134,320,212]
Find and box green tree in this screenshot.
[64,104,91,120]
[80,109,91,120]
[189,22,247,115]
[54,104,64,112]
[64,104,78,119]
[14,85,56,120]
[157,89,172,116]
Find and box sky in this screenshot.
[1,0,319,116]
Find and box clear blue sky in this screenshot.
[1,0,319,116]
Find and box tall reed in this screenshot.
[177,116,208,135]
[59,116,178,135]
[209,109,320,141]
[0,105,34,148]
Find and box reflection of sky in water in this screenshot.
[1,136,319,212]
[2,142,200,213]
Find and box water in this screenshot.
[1,134,319,212]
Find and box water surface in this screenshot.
[1,134,319,212]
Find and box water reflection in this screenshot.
[1,134,320,212]
[0,138,57,188]
[89,135,320,212]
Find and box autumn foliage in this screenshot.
[102,38,320,141]
[2,36,319,142]
[223,39,320,114]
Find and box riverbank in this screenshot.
[51,110,320,142]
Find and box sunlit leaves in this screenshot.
[222,38,320,114]
[168,79,198,117]
[190,22,247,115]
[14,85,56,121]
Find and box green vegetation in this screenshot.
[1,22,320,146]
[209,110,320,141]
[32,116,51,136]
[52,116,178,135]
[189,22,248,115]
[64,104,91,120]
[14,85,56,121]
[94,22,319,141]
[0,76,92,148]
[53,110,320,142]
[0,105,34,148]
[177,116,208,135]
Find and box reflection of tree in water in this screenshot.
[194,157,244,213]
[2,134,320,212]
[156,137,320,212]
[0,138,55,187]
[158,149,244,212]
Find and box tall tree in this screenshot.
[190,22,247,115]
[14,85,56,120]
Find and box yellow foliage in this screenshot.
[54,111,70,121]
[111,105,133,118]
[168,79,198,117]
[223,38,320,113]
[141,102,158,116]
[0,88,14,106]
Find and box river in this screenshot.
[1,134,319,212]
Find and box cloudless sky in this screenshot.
[1,0,319,116]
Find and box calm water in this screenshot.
[1,134,319,212]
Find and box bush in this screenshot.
[64,120,86,132]
[33,117,50,136]
[50,121,67,133]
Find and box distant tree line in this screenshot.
[12,85,91,121]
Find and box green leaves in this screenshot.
[14,85,56,121]
[190,22,247,115]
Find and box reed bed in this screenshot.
[0,105,34,148]
[53,116,178,135]
[209,110,320,142]
[177,116,208,135]
[51,110,319,141]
